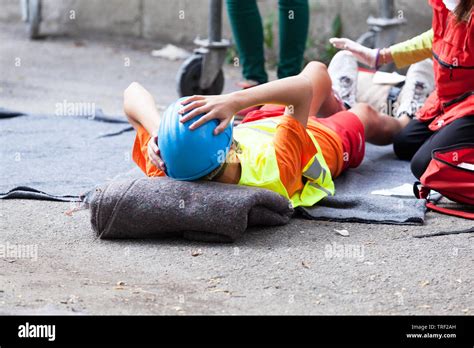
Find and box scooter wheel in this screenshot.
[176,54,224,97]
[27,0,41,39]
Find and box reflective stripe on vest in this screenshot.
[233,116,335,207]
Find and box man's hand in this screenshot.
[329,38,378,68]
[147,133,166,172]
[178,94,239,135]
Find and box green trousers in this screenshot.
[226,0,309,84]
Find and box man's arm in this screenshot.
[179,68,314,131]
[123,82,161,135]
[231,72,314,126]
[123,82,165,171]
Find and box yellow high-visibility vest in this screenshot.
[233,117,335,207]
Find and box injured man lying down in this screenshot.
[124,52,408,208]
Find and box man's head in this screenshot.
[158,97,233,181]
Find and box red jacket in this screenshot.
[417,0,474,131]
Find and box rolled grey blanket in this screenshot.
[89,177,293,243]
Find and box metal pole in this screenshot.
[209,0,222,43]
[379,0,395,19]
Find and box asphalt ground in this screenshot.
[0,23,472,315]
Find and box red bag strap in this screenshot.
[426,202,474,220]
[413,182,430,199]
[415,182,474,220]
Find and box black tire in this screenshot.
[176,55,224,97]
[27,0,41,39]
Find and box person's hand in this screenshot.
[178,94,238,135]
[147,132,166,172]
[329,38,378,68]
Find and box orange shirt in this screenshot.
[273,115,344,197]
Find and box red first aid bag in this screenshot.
[414,144,474,219]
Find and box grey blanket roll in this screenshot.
[89,177,294,243]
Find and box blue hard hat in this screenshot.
[158,97,233,181]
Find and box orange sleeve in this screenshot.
[306,118,345,178]
[132,125,166,177]
[273,116,317,197]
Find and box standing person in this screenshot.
[330,0,474,179]
[226,0,309,88]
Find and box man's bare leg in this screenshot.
[301,63,410,144]
[349,103,408,145]
[300,62,345,118]
[316,90,345,117]
[303,53,416,145]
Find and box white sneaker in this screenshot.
[395,59,434,118]
[328,51,359,108]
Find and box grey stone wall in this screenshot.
[1,0,432,47]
